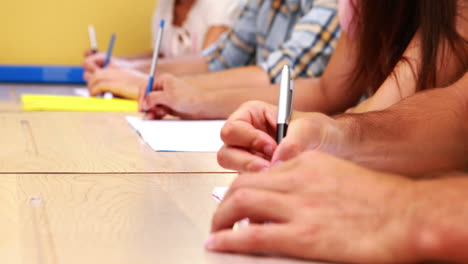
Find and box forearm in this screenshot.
[119,52,153,61]
[157,55,210,76]
[336,74,468,176]
[192,67,273,119]
[134,54,210,75]
[291,78,362,114]
[196,70,362,119]
[407,175,468,263]
[183,66,270,91]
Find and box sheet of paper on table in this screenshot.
[126,116,225,152]
[73,88,113,99]
[212,187,228,202]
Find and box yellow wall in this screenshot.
[0,0,156,65]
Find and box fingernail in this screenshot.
[204,235,215,250]
[264,145,274,157]
[260,167,269,172]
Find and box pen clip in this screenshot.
[286,77,294,122]
[277,65,294,125]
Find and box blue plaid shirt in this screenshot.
[203,0,340,83]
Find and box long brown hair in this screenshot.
[350,0,468,94]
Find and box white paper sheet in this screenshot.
[212,187,228,202]
[73,88,113,99]
[73,88,90,97]
[126,116,225,152]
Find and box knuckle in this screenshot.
[211,211,223,231]
[244,159,261,172]
[228,175,247,192]
[244,226,267,249]
[216,146,230,167]
[240,100,260,109]
[220,122,236,142]
[281,141,302,158]
[231,189,251,211]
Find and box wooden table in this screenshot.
[0,84,328,264]
[0,173,323,264]
[0,112,228,173]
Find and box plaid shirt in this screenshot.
[203,0,340,83]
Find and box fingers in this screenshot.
[139,74,173,111]
[86,69,108,96]
[206,224,293,256]
[221,159,304,201]
[211,188,292,232]
[144,106,169,120]
[138,79,152,109]
[83,49,97,57]
[271,117,326,164]
[142,91,172,112]
[83,53,106,73]
[217,145,270,172]
[87,80,108,97]
[221,121,277,157]
[228,101,277,135]
[83,71,92,83]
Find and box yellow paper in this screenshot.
[22,94,138,112]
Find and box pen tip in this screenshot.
[160,19,165,28]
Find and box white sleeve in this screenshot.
[204,0,244,27]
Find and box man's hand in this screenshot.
[208,151,415,264]
[217,101,346,172]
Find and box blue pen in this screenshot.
[103,33,116,68]
[145,20,165,98]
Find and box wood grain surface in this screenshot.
[0,173,325,264]
[0,112,229,174]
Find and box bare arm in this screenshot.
[181,31,366,117]
[202,25,230,49]
[132,54,210,76]
[337,73,468,176]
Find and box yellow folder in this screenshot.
[21,94,138,112]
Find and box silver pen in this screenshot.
[276,65,294,143]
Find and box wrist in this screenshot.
[332,114,362,160]
[369,174,422,263]
[407,180,458,263]
[197,90,223,119]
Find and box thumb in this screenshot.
[270,134,309,166]
[270,118,325,165]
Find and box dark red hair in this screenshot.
[351,0,467,94]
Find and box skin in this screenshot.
[217,72,468,177]
[83,2,466,118]
[140,31,362,119]
[140,13,467,120]
[207,150,468,264]
[82,0,228,98]
[83,60,148,99]
[351,14,468,114]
